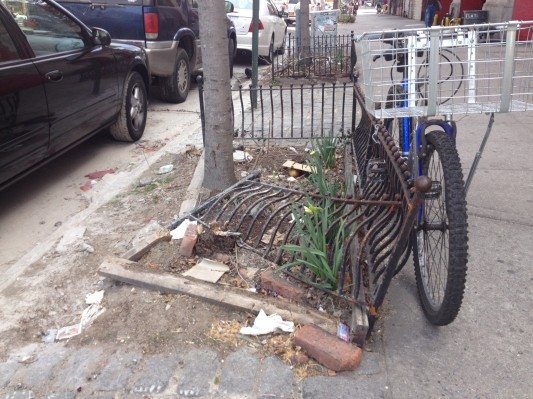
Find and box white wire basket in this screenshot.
[357,21,533,118]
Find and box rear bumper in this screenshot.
[113,39,177,77]
[145,41,179,77]
[236,33,271,56]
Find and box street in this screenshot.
[1,7,532,399]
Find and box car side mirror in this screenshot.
[92,27,111,46]
[225,1,234,13]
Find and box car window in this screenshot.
[1,0,85,56]
[267,0,277,15]
[231,0,252,9]
[156,0,183,7]
[0,19,20,62]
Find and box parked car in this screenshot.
[228,0,287,62]
[286,0,298,24]
[59,0,237,103]
[0,0,149,190]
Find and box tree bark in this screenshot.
[299,0,311,58]
[198,1,236,191]
[333,0,339,9]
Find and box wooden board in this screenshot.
[282,160,315,173]
[99,257,337,334]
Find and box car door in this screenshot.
[0,5,49,185]
[8,0,119,154]
[267,0,285,49]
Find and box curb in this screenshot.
[0,135,202,293]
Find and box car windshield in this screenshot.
[231,0,253,8]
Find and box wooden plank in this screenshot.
[99,257,337,334]
[344,145,369,346]
[282,160,315,173]
[122,222,171,261]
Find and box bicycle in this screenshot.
[355,21,533,325]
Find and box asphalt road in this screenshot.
[0,54,269,270]
[0,88,203,269]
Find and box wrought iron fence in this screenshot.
[198,79,357,140]
[271,33,357,79]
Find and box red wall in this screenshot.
[513,0,533,41]
[460,0,486,14]
[513,0,533,20]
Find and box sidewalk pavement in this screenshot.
[1,10,532,399]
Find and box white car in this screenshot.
[286,0,299,23]
[228,0,287,62]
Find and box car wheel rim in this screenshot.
[177,59,189,93]
[129,84,145,131]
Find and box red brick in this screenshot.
[294,324,363,372]
[179,224,198,257]
[260,270,306,302]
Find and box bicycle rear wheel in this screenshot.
[413,130,468,325]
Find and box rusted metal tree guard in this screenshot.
[178,73,431,343]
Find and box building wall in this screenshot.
[409,0,423,20]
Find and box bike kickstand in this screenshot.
[464,112,495,195]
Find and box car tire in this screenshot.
[110,71,147,142]
[266,35,274,63]
[160,48,190,103]
[278,30,286,54]
[229,38,235,78]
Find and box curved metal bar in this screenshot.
[239,189,286,240]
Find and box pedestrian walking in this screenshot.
[353,1,358,15]
[425,0,442,27]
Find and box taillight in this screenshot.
[248,19,264,32]
[144,12,159,40]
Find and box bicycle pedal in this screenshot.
[424,181,442,199]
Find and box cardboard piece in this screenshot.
[183,258,230,283]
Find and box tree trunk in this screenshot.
[299,0,311,58]
[198,1,236,191]
[333,0,339,8]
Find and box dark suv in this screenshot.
[0,0,149,189]
[60,0,237,103]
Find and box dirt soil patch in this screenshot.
[125,142,356,362]
[0,150,205,356]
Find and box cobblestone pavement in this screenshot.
[1,342,387,398]
[2,9,532,399]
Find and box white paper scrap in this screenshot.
[233,150,253,163]
[170,219,197,240]
[80,304,106,329]
[56,324,82,340]
[239,309,294,336]
[85,290,104,305]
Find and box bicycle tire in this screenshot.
[413,130,468,325]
